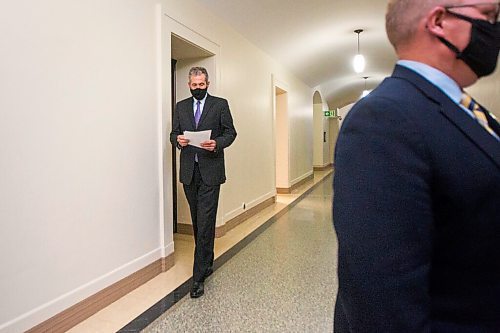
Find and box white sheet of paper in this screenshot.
[184,130,212,148]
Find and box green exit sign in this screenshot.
[324,110,337,117]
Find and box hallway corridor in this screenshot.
[143,174,337,332]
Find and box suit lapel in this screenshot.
[393,65,500,168]
[198,94,214,128]
[437,97,500,168]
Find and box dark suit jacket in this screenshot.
[170,94,236,186]
[333,65,500,332]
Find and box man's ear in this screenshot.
[426,6,447,38]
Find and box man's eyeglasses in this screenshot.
[445,1,500,24]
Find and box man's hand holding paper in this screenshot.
[183,130,212,149]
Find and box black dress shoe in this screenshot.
[190,282,204,298]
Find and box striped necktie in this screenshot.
[460,92,496,136]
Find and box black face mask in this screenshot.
[190,88,207,100]
[438,11,500,77]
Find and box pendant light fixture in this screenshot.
[353,29,366,74]
[361,76,370,98]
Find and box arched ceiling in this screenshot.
[196,0,398,109]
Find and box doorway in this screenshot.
[313,91,330,169]
[171,59,178,233]
[274,86,290,193]
[170,34,215,233]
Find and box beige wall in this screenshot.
[313,102,324,166]
[0,1,162,332]
[0,0,314,331]
[338,103,355,127]
[275,90,290,189]
[287,86,314,185]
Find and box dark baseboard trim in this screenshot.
[276,187,291,194]
[276,173,314,194]
[313,163,333,171]
[217,196,276,237]
[176,222,194,236]
[26,253,175,333]
[176,196,277,239]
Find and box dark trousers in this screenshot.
[183,163,220,282]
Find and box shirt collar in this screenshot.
[397,60,462,104]
[193,93,208,108]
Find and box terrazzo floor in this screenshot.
[143,174,338,332]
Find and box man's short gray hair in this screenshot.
[386,0,461,50]
[188,66,209,83]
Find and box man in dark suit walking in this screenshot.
[170,67,236,298]
[334,0,499,331]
